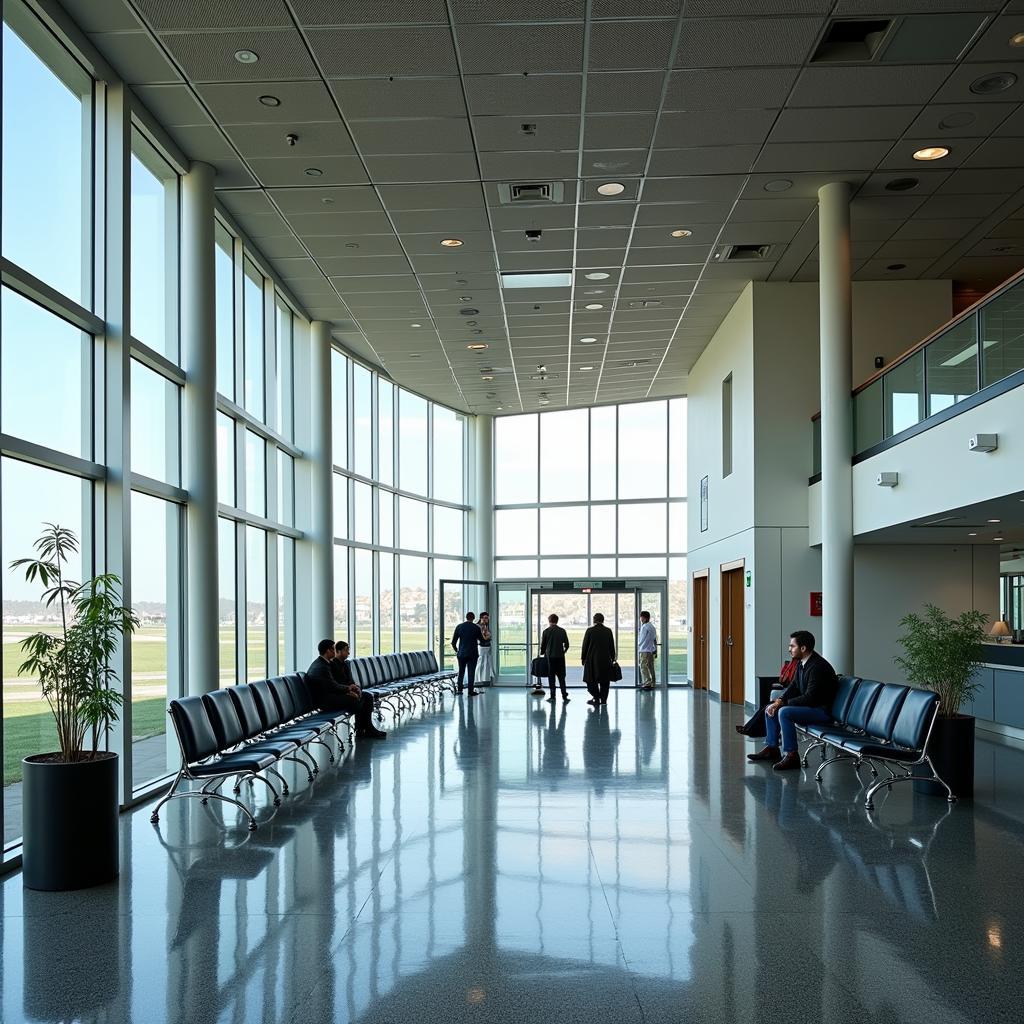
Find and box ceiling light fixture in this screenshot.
[969,532,978,537]
[467,343,488,350]
[481,375,494,381]
[440,238,463,247]
[988,518,1001,523]
[597,182,626,196]
[258,94,280,107]
[501,272,572,289]
[304,167,323,177]
[580,365,594,370]
[670,229,693,238]
[886,263,907,271]
[585,303,604,310]
[459,295,473,301]
[994,536,1005,541]
[763,178,793,193]
[234,49,259,64]
[885,177,919,192]
[585,272,610,280]
[579,337,597,344]
[913,146,950,161]
[970,71,1018,94]
[1011,32,1024,47]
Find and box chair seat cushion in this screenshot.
[245,738,300,757]
[803,721,838,738]
[190,750,277,775]
[269,725,322,742]
[838,737,922,762]
[820,728,868,746]
[304,710,350,727]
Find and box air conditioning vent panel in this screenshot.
[716,244,777,262]
[497,182,565,204]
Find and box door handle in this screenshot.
[726,636,733,646]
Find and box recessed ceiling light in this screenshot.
[885,177,919,192]
[970,71,1018,95]
[670,229,692,238]
[408,353,420,359]
[939,112,975,130]
[258,94,280,107]
[994,537,1005,542]
[585,303,604,310]
[440,238,463,247]
[597,182,625,196]
[580,365,594,371]
[536,364,547,371]
[886,263,907,271]
[763,178,792,193]
[304,167,323,177]
[988,518,1001,523]
[579,337,597,344]
[1012,32,1024,47]
[585,272,610,280]
[481,375,494,381]
[467,343,488,350]
[345,242,359,249]
[969,532,978,537]
[234,49,259,64]
[913,146,949,161]
[501,272,572,289]
[410,323,422,328]
[321,197,334,205]
[459,295,473,301]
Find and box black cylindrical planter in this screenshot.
[22,752,119,890]
[913,714,975,799]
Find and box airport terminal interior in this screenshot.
[2,0,1024,1021]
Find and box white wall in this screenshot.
[852,384,1024,534]
[853,544,1000,681]
[687,279,954,702]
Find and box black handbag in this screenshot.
[531,656,549,678]
[610,661,623,682]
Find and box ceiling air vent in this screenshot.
[811,19,892,63]
[715,244,776,262]
[497,182,565,204]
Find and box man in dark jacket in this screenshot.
[748,630,837,771]
[540,613,570,703]
[306,639,386,739]
[581,612,617,706]
[452,612,484,696]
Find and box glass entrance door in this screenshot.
[438,579,489,673]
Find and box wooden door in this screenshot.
[693,575,709,690]
[720,567,745,705]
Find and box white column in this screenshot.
[310,321,334,643]
[181,162,219,695]
[818,182,854,673]
[472,413,494,583]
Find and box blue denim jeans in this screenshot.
[765,705,831,753]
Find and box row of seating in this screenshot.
[352,651,458,717]
[795,675,953,810]
[151,651,456,832]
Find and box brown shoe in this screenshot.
[773,752,801,771]
[747,746,780,763]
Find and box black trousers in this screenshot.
[321,691,374,730]
[457,655,478,692]
[547,657,567,696]
[587,679,611,703]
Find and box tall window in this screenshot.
[493,399,688,677]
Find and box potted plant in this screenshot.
[11,524,138,890]
[894,603,989,799]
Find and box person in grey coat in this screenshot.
[581,612,616,706]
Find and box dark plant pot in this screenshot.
[913,714,974,800]
[22,751,119,890]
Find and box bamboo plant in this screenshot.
[11,524,138,762]
[894,603,989,718]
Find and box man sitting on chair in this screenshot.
[306,639,386,739]
[747,630,836,771]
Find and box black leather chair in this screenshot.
[797,675,861,765]
[150,696,281,832]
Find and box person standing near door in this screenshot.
[540,613,570,703]
[581,612,616,706]
[452,611,484,696]
[638,610,658,690]
[477,611,493,686]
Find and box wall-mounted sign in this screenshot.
[574,580,603,590]
[700,475,709,532]
[810,592,822,616]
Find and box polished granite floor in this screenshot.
[2,688,1023,1024]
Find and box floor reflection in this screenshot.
[2,689,1024,1023]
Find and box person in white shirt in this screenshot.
[477,611,493,685]
[638,611,657,689]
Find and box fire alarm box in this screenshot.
[810,592,822,617]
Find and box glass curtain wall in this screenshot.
[331,352,469,659]
[215,219,300,688]
[494,399,687,679]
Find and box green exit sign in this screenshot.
[574,580,603,590]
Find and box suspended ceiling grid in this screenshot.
[60,0,1024,414]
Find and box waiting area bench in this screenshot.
[795,675,954,810]
[151,651,456,831]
